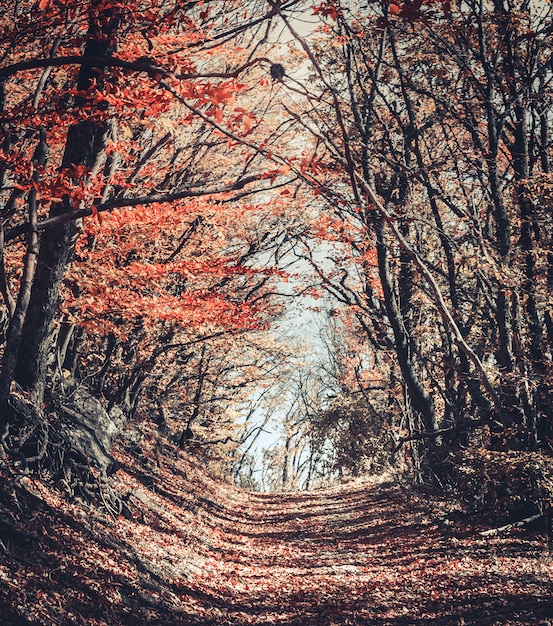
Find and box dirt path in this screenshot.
[0,430,552,625]
[185,482,553,625]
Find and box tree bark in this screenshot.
[373,218,437,432]
[0,132,45,407]
[12,10,116,402]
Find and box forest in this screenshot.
[0,0,552,623]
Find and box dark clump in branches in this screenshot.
[270,63,285,81]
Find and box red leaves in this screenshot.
[392,0,424,19]
[230,107,256,135]
[208,82,235,105]
[65,200,277,339]
[187,80,240,109]
[313,2,341,21]
[388,0,452,20]
[312,0,453,23]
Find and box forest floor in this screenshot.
[0,422,552,625]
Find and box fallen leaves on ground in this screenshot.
[0,424,552,625]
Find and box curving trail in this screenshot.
[0,426,552,625]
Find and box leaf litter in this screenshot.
[0,423,551,625]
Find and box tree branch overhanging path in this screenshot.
[0,18,506,428]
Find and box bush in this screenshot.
[452,448,553,523]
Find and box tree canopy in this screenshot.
[0,0,551,519]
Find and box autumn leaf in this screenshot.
[313,2,340,20]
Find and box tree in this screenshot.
[267,0,553,485]
[3,0,550,506]
[0,0,298,486]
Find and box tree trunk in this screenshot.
[373,218,437,433]
[12,12,116,403]
[0,132,45,407]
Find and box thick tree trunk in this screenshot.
[14,129,106,401]
[12,17,115,402]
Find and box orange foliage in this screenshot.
[64,200,278,338]
[0,0,288,345]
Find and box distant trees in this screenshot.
[248,310,401,491]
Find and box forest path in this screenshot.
[1,428,552,625]
[181,480,552,625]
